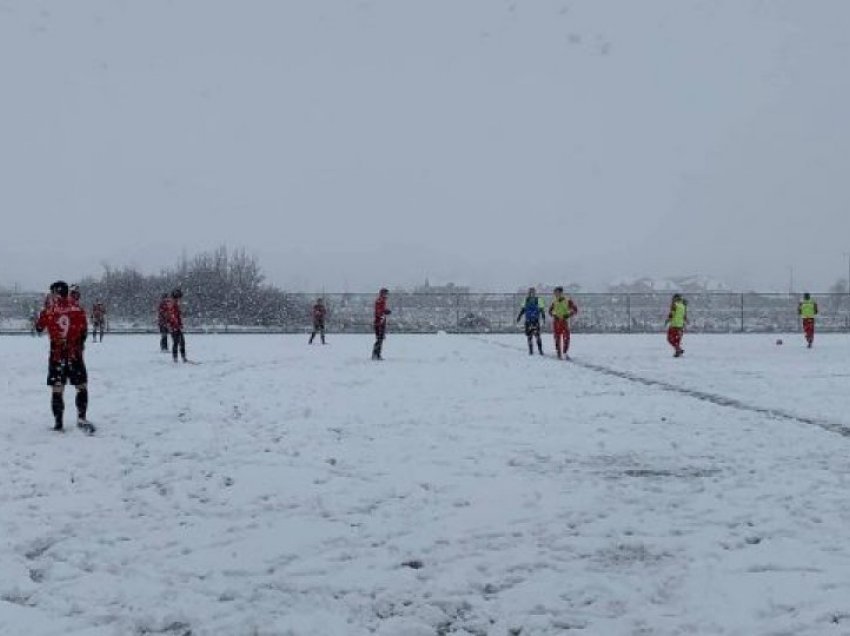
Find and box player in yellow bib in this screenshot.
[548,287,578,359]
[798,293,818,348]
[664,294,687,357]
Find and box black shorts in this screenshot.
[524,320,541,337]
[313,320,325,331]
[47,358,88,386]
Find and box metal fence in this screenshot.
[3,291,850,334]
[288,292,850,334]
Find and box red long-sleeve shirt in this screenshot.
[164,299,183,331]
[36,298,88,362]
[157,299,169,327]
[374,296,389,327]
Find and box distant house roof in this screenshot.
[414,280,471,294]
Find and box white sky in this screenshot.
[2,0,849,292]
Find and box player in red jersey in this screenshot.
[165,289,188,362]
[91,300,107,342]
[157,293,170,352]
[309,298,327,344]
[69,284,81,306]
[371,288,392,360]
[35,281,94,433]
[29,305,39,336]
[42,282,58,310]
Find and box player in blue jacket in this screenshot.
[516,287,546,355]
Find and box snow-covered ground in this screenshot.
[2,333,850,636]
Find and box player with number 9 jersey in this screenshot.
[36,287,88,381]
[35,281,93,433]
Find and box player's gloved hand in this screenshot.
[385,309,392,315]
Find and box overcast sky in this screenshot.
[2,0,849,292]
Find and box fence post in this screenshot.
[455,294,460,332]
[740,293,744,333]
[626,294,631,333]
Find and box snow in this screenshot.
[2,332,850,635]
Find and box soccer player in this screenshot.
[42,283,57,310]
[91,300,107,342]
[29,306,39,336]
[35,281,94,433]
[517,287,546,355]
[309,298,327,345]
[69,284,82,306]
[157,293,170,352]
[371,288,391,360]
[664,293,688,357]
[798,292,818,348]
[549,287,578,360]
[165,289,188,363]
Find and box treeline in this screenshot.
[78,246,306,326]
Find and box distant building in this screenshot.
[414,279,471,294]
[607,277,667,293]
[516,283,582,295]
[608,275,730,293]
[670,275,731,293]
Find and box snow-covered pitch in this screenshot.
[2,333,850,635]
